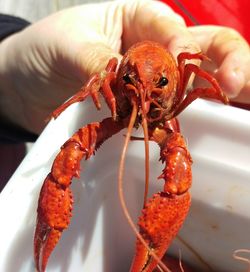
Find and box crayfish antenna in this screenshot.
[141,109,150,206]
[178,249,185,272]
[176,234,213,271]
[233,249,250,272]
[118,100,171,272]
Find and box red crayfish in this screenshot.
[34,41,228,272]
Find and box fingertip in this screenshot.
[77,43,122,79]
[167,35,201,59]
[216,68,245,98]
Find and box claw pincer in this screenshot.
[34,174,73,272]
[130,125,192,271]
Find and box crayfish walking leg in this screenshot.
[34,117,125,272]
[130,119,192,272]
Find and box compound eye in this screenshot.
[158,76,168,87]
[123,74,133,84]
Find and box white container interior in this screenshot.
[0,99,249,272]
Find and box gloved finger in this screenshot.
[122,0,201,58]
[189,26,250,101]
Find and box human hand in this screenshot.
[189,26,250,106]
[0,0,199,133]
[0,0,249,135]
[0,0,198,134]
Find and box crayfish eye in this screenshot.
[158,76,168,87]
[123,74,133,84]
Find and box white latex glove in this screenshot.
[0,0,249,134]
[189,26,250,105]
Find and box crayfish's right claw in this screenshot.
[34,174,73,272]
[34,219,63,272]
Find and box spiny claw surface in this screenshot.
[130,192,191,272]
[34,119,125,272]
[34,174,73,272]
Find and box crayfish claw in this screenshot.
[34,220,63,272]
[130,192,191,272]
[34,174,73,272]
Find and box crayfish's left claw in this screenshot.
[34,219,63,272]
[130,192,191,272]
[130,120,192,272]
